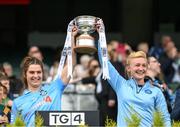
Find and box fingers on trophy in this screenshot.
[72,15,110,79]
[57,15,110,79]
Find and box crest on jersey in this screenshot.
[145,89,152,94]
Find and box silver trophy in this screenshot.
[57,15,109,80]
[73,15,100,54]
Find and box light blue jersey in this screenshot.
[11,78,66,127]
[98,44,171,127]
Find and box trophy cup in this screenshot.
[73,15,99,54]
[57,15,110,80]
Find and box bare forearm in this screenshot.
[61,31,77,85]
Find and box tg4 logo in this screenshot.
[49,112,85,125]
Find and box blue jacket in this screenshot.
[98,43,171,127]
[11,78,66,127]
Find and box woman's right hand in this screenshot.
[72,26,78,37]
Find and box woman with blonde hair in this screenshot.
[98,42,171,126]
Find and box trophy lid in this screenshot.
[74,15,98,33]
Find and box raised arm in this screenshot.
[61,27,77,85]
[97,42,127,91]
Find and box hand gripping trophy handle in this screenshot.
[56,16,110,80]
[73,15,101,54]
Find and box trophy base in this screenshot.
[75,34,96,54]
[74,46,97,54]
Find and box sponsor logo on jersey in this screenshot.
[31,96,52,110]
[44,96,52,102]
